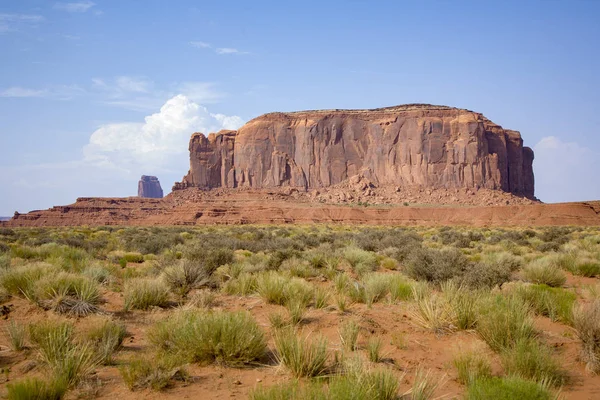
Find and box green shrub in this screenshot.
[0,262,55,298]
[6,377,67,400]
[408,368,445,400]
[84,318,127,365]
[256,271,288,305]
[123,278,170,310]
[461,260,512,289]
[162,260,209,297]
[362,273,390,307]
[33,272,101,316]
[367,337,383,363]
[339,320,360,351]
[466,377,553,400]
[222,272,257,295]
[6,320,26,351]
[476,295,536,352]
[442,282,481,330]
[512,284,576,324]
[274,328,329,377]
[522,259,566,287]
[388,275,415,302]
[501,338,567,387]
[120,353,188,391]
[341,246,378,275]
[406,247,469,284]
[148,309,266,366]
[313,286,329,309]
[453,349,492,385]
[573,300,600,373]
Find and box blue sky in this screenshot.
[1,0,599,215]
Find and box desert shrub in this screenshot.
[148,309,266,366]
[367,337,383,363]
[255,271,288,305]
[573,300,600,373]
[162,260,209,297]
[313,286,329,309]
[442,282,481,330]
[274,328,328,378]
[120,228,184,255]
[330,367,399,400]
[6,377,67,400]
[122,252,144,263]
[249,381,314,400]
[0,253,10,270]
[29,319,98,387]
[221,272,257,295]
[522,258,566,287]
[33,272,101,316]
[453,349,492,385]
[461,260,512,289]
[82,265,112,284]
[501,338,567,387]
[84,317,127,365]
[0,262,56,298]
[466,377,553,400]
[512,284,575,324]
[388,274,416,302]
[539,227,571,244]
[362,273,390,306]
[341,246,378,275]
[120,353,188,391]
[266,249,300,270]
[410,293,453,334]
[6,320,26,351]
[280,257,317,278]
[339,320,360,351]
[405,247,469,284]
[123,278,170,310]
[476,295,536,352]
[408,368,445,400]
[188,289,217,308]
[286,297,307,326]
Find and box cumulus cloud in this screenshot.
[84,94,244,172]
[533,136,600,203]
[54,1,96,13]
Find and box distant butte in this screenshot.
[138,175,163,199]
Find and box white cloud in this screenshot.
[0,13,44,33]
[115,76,152,93]
[0,85,84,99]
[215,47,248,55]
[190,41,211,48]
[84,94,244,171]
[54,1,96,13]
[190,41,249,55]
[533,136,600,203]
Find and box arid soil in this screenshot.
[4,187,600,227]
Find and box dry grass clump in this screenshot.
[409,292,454,334]
[6,320,27,351]
[120,353,189,391]
[123,277,170,310]
[453,348,492,385]
[573,300,600,373]
[406,368,446,400]
[339,320,360,351]
[512,283,576,324]
[149,309,266,366]
[6,377,67,400]
[162,260,209,297]
[274,328,329,378]
[33,272,101,316]
[83,317,127,365]
[475,295,536,352]
[522,258,566,287]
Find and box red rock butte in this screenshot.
[174,104,534,198]
[5,104,600,227]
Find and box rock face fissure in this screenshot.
[173,104,535,198]
[138,175,164,199]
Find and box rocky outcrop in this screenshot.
[138,176,163,198]
[174,104,535,198]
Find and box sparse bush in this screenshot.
[84,317,127,365]
[410,293,453,334]
[442,282,480,330]
[476,295,536,352]
[461,260,513,289]
[123,277,170,310]
[362,273,390,307]
[573,300,600,373]
[274,328,328,377]
[188,289,216,308]
[149,309,266,366]
[6,320,26,351]
[222,273,256,295]
[405,247,469,284]
[388,274,416,302]
[313,286,329,309]
[453,349,492,385]
[6,377,67,400]
[501,338,567,387]
[256,271,288,305]
[0,262,55,298]
[339,320,360,351]
[162,260,209,297]
[341,246,378,275]
[522,259,566,287]
[367,336,383,363]
[466,377,553,400]
[408,368,445,400]
[512,283,575,324]
[33,272,101,316]
[120,353,188,391]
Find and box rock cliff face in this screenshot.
[174,104,535,198]
[138,176,163,199]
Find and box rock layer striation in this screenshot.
[138,175,163,199]
[174,104,535,198]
